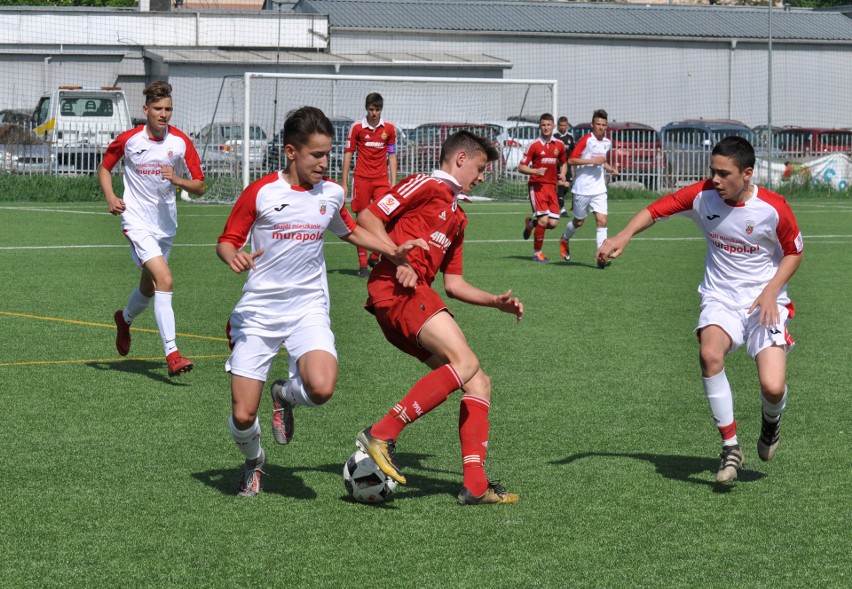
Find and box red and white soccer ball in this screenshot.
[343,450,398,503]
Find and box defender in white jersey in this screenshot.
[216,106,425,497]
[598,137,803,483]
[559,109,619,268]
[98,81,205,377]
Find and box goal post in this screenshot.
[193,73,557,203]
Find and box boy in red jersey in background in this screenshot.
[217,106,424,497]
[354,130,525,505]
[519,113,568,262]
[597,136,803,483]
[99,80,205,377]
[341,93,398,278]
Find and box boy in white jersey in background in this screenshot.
[99,81,205,377]
[559,109,618,268]
[216,106,426,497]
[597,136,803,483]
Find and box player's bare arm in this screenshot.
[443,274,524,323]
[518,163,545,177]
[97,164,125,215]
[341,152,353,197]
[596,207,656,263]
[748,253,803,328]
[216,241,265,274]
[388,152,398,186]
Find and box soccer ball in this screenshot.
[343,450,398,503]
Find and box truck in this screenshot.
[32,86,132,174]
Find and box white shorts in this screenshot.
[124,228,173,268]
[697,298,795,359]
[225,305,337,382]
[571,192,608,220]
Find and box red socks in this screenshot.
[533,224,546,252]
[357,247,368,269]
[371,364,464,440]
[459,395,491,496]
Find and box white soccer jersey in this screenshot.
[648,180,804,309]
[218,172,356,331]
[570,133,611,196]
[102,125,204,237]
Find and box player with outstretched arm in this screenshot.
[597,136,803,483]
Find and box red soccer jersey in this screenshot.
[520,137,567,186]
[365,171,467,306]
[345,118,397,180]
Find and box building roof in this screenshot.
[295,0,852,42]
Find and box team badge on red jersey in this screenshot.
[381,132,388,140]
[319,199,327,215]
[378,194,401,215]
[745,220,755,235]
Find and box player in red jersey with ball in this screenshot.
[354,130,524,505]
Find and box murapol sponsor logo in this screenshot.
[271,230,324,242]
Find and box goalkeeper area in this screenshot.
[193,73,557,204]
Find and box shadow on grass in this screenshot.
[192,451,460,503]
[504,254,599,270]
[328,267,365,279]
[550,451,765,493]
[87,359,188,386]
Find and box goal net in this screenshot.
[192,73,557,204]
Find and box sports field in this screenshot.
[0,198,849,588]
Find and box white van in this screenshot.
[33,86,132,173]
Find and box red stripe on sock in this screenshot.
[371,364,464,440]
[718,419,737,442]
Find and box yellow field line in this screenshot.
[0,311,228,342]
[0,354,230,368]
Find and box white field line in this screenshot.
[2,234,850,251]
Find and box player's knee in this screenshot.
[698,349,725,376]
[232,410,258,429]
[547,218,559,229]
[305,376,336,405]
[573,218,585,228]
[760,380,786,403]
[452,356,481,384]
[154,274,174,292]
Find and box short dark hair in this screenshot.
[143,81,171,105]
[592,109,608,121]
[539,113,554,123]
[283,106,334,149]
[558,116,569,124]
[365,93,384,109]
[440,130,499,165]
[712,136,755,171]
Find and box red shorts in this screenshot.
[528,183,560,219]
[367,286,450,362]
[351,176,391,213]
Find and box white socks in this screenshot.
[123,288,151,324]
[762,386,787,423]
[153,290,178,355]
[596,227,608,250]
[229,415,262,460]
[280,376,318,408]
[561,222,578,241]
[703,369,737,445]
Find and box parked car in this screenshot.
[661,119,757,187]
[0,109,33,127]
[0,123,51,174]
[568,121,663,188]
[488,120,540,171]
[397,122,502,175]
[194,122,269,174]
[772,127,852,158]
[752,124,783,150]
[265,116,353,177]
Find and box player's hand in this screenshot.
[106,195,126,215]
[394,263,419,289]
[535,168,546,176]
[160,165,177,184]
[591,155,606,165]
[610,166,619,176]
[494,289,523,323]
[228,249,264,274]
[748,288,781,329]
[596,236,627,264]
